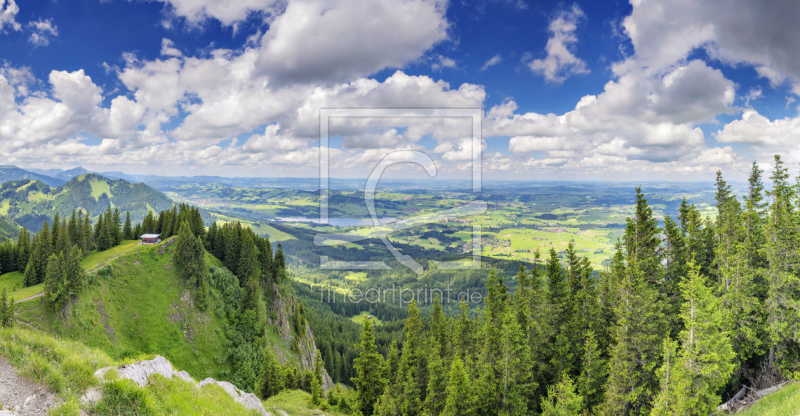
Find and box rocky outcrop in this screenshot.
[266,283,334,391]
[88,356,271,416]
[266,283,292,339]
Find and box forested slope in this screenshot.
[0,173,173,231]
[340,156,800,416]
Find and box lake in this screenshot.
[275,217,397,227]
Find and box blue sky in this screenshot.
[1,0,800,181]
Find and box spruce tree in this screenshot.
[578,330,606,412]
[257,349,284,400]
[352,319,385,416]
[44,253,65,310]
[174,221,205,285]
[424,339,448,416]
[82,214,93,253]
[0,288,13,328]
[237,233,261,283]
[650,261,735,415]
[64,245,85,299]
[540,373,583,416]
[602,247,666,415]
[764,155,800,371]
[442,357,474,416]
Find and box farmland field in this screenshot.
[163,181,724,269]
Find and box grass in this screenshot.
[14,241,230,381]
[0,327,261,416]
[0,271,24,294]
[263,390,350,416]
[350,311,383,326]
[737,382,800,416]
[81,240,147,272]
[0,240,147,302]
[89,178,112,201]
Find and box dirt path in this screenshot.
[0,358,59,415]
[86,252,128,274]
[13,293,42,304]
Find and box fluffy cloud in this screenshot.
[714,110,800,167]
[527,5,589,83]
[0,0,20,32]
[621,0,800,90]
[156,0,284,27]
[27,18,57,47]
[256,0,449,85]
[490,59,736,173]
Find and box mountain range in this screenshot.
[0,173,174,232]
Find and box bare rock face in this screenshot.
[198,379,271,416]
[90,356,271,416]
[94,356,174,387]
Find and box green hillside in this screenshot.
[0,173,174,231]
[0,215,20,241]
[737,383,800,416]
[0,326,263,416]
[13,240,229,380]
[11,238,325,388]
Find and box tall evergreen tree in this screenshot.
[650,261,736,415]
[123,211,133,240]
[602,247,666,415]
[541,373,583,416]
[174,221,205,285]
[764,155,800,372]
[442,357,474,416]
[257,349,284,400]
[352,319,385,416]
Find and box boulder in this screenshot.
[91,355,271,416]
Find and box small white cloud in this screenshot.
[160,38,182,57]
[431,54,456,72]
[744,87,762,107]
[527,4,589,84]
[481,54,502,71]
[0,0,20,32]
[27,18,58,47]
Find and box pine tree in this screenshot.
[0,288,13,328]
[310,374,322,406]
[624,187,663,283]
[44,253,65,310]
[16,228,30,272]
[57,218,70,256]
[424,340,447,416]
[123,212,132,240]
[68,210,78,247]
[650,261,736,415]
[237,233,261,283]
[64,245,85,299]
[578,330,605,412]
[442,357,474,416]
[174,221,205,285]
[23,261,36,288]
[51,213,61,252]
[96,216,112,251]
[352,319,385,416]
[82,214,93,253]
[112,208,122,245]
[541,373,583,416]
[764,155,800,371]
[257,349,284,400]
[273,243,286,281]
[602,247,666,415]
